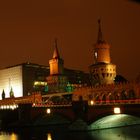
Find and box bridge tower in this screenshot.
[89,20,116,86]
[46,39,68,93]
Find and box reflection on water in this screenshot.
[0,132,18,140]
[47,133,52,140]
[90,125,140,140]
[0,125,140,140]
[11,133,18,140]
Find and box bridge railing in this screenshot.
[32,101,72,108]
[89,99,140,106]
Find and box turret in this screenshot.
[46,39,68,93]
[94,19,111,64]
[90,20,116,86]
[49,39,64,75]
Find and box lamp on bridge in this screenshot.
[46,108,51,114]
[90,100,94,106]
[114,107,121,114]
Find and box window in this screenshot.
[95,52,98,58]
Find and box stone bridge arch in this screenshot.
[88,114,140,130]
[128,89,135,99]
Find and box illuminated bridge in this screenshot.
[0,93,140,130]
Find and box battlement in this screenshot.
[72,81,140,101]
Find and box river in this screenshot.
[0,125,140,140]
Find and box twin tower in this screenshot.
[90,20,116,85]
[47,20,116,93]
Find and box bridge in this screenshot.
[0,92,140,130]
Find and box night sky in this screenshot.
[0,0,140,81]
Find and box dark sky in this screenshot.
[0,0,140,81]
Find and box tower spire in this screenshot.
[53,38,60,59]
[97,19,103,43]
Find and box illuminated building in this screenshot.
[0,40,90,99]
[0,63,49,99]
[0,61,90,99]
[89,20,116,86]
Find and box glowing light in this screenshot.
[90,100,94,105]
[13,104,17,109]
[46,108,51,114]
[47,133,52,140]
[95,52,98,58]
[114,107,121,114]
[6,105,10,109]
[1,105,4,109]
[11,105,14,110]
[3,105,6,109]
[34,81,47,86]
[10,105,16,110]
[11,133,18,140]
[0,104,18,110]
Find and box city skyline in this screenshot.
[0,0,140,81]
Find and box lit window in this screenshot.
[34,81,48,86]
[95,52,98,58]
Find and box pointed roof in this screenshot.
[2,89,5,95]
[2,89,5,99]
[53,38,60,59]
[97,19,105,43]
[10,87,14,97]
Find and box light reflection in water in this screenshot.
[0,125,140,140]
[0,132,18,140]
[47,133,52,140]
[11,133,18,140]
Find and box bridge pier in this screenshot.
[72,101,88,120]
[18,103,33,123]
[0,109,18,128]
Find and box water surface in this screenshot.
[0,125,140,140]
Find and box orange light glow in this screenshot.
[47,133,52,140]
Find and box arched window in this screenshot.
[128,89,135,99]
[120,90,127,100]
